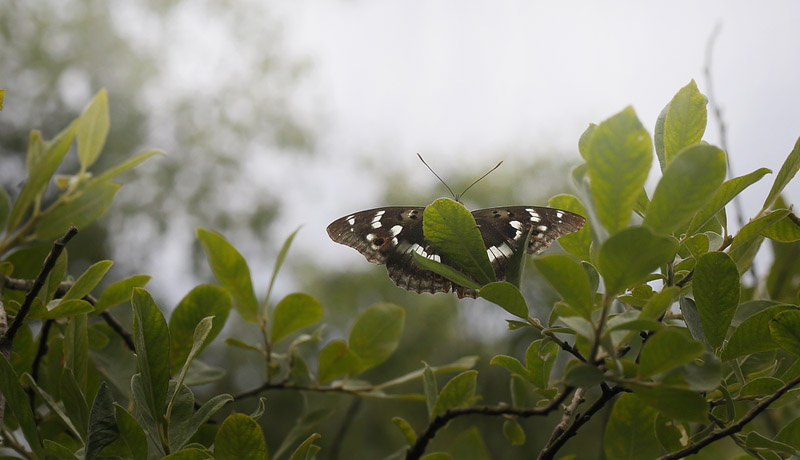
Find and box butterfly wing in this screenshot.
[471,206,586,280]
[327,207,475,297]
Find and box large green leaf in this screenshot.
[0,355,44,459]
[478,282,528,318]
[595,226,678,295]
[270,293,323,344]
[196,228,258,323]
[60,369,89,441]
[317,339,359,384]
[131,288,171,421]
[533,254,593,318]
[64,313,89,389]
[35,180,121,239]
[348,302,405,374]
[169,284,231,372]
[265,226,301,309]
[643,144,726,234]
[638,328,704,378]
[0,185,10,232]
[687,168,771,235]
[85,383,120,460]
[586,106,653,234]
[423,198,495,284]
[775,416,800,450]
[693,252,740,348]
[93,275,151,313]
[411,252,482,290]
[91,149,162,184]
[214,413,268,460]
[640,286,679,320]
[173,393,232,450]
[763,136,800,210]
[77,89,109,171]
[604,393,660,460]
[114,404,148,460]
[548,194,592,261]
[631,385,709,423]
[721,305,798,361]
[525,339,559,389]
[7,121,77,232]
[61,260,113,302]
[762,212,800,242]
[432,370,478,416]
[288,433,322,460]
[730,209,790,251]
[662,80,707,166]
[770,310,800,356]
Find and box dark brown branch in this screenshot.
[0,226,78,349]
[27,319,54,409]
[405,387,574,460]
[100,310,135,351]
[542,387,586,452]
[538,385,626,460]
[657,373,800,460]
[232,380,378,401]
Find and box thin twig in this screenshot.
[538,386,627,460]
[328,398,362,460]
[27,319,54,410]
[405,387,574,460]
[100,310,135,351]
[0,226,78,349]
[657,373,800,460]
[528,316,586,363]
[542,387,586,450]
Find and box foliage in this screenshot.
[2,81,800,460]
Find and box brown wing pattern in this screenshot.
[327,205,585,298]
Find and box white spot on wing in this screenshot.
[366,234,375,242]
[347,217,356,226]
[537,225,548,232]
[509,220,523,230]
[392,237,399,246]
[390,225,403,236]
[556,211,564,218]
[371,222,382,229]
[498,244,514,257]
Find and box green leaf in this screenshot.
[762,211,800,242]
[317,339,359,384]
[632,385,709,423]
[169,284,231,372]
[392,417,417,445]
[93,275,151,312]
[0,186,10,232]
[503,419,526,445]
[479,282,528,318]
[62,260,113,301]
[740,377,784,397]
[41,250,67,305]
[174,318,214,394]
[525,339,559,389]
[162,449,208,460]
[693,252,741,348]
[423,363,438,418]
[348,302,405,374]
[533,254,593,318]
[595,226,678,295]
[64,313,89,389]
[548,194,592,261]
[504,226,531,289]
[288,433,321,460]
[270,293,323,343]
[131,288,171,421]
[167,384,195,451]
[91,149,162,184]
[423,198,496,284]
[196,228,259,323]
[586,106,653,234]
[432,370,478,416]
[130,373,159,445]
[183,359,226,387]
[174,393,232,450]
[638,328,704,378]
[60,369,89,441]
[27,299,94,321]
[24,372,83,440]
[640,286,679,320]
[35,180,121,239]
[214,413,268,460]
[411,252,482,290]
[722,305,798,361]
[8,121,77,232]
[662,80,707,166]
[43,440,80,460]
[114,404,148,460]
[490,355,528,378]
[271,409,332,460]
[564,362,604,387]
[604,393,660,460]
[770,310,800,356]
[85,382,119,460]
[654,413,683,453]
[643,144,726,234]
[265,226,301,309]
[775,416,800,450]
[654,102,669,171]
[744,432,797,456]
[0,357,44,459]
[687,168,772,235]
[763,136,800,210]
[730,209,790,251]
[578,123,596,160]
[77,89,109,170]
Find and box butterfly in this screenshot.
[326,204,585,298]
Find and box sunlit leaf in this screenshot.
[479,282,528,318]
[662,80,707,166]
[432,370,478,416]
[693,252,740,348]
[35,181,121,239]
[763,136,800,210]
[533,254,593,318]
[687,168,771,235]
[169,284,231,372]
[349,302,405,374]
[131,288,170,421]
[638,328,704,378]
[722,305,798,361]
[214,413,268,460]
[77,89,109,170]
[595,226,677,295]
[604,393,660,460]
[271,293,323,344]
[770,310,800,356]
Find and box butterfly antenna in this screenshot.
[458,160,503,200]
[417,153,458,200]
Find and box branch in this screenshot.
[657,373,800,460]
[541,387,586,451]
[405,387,574,460]
[231,380,387,401]
[28,319,54,410]
[528,316,586,363]
[0,226,78,349]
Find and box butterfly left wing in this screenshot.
[471,206,586,280]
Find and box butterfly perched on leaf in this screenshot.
[327,156,585,298]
